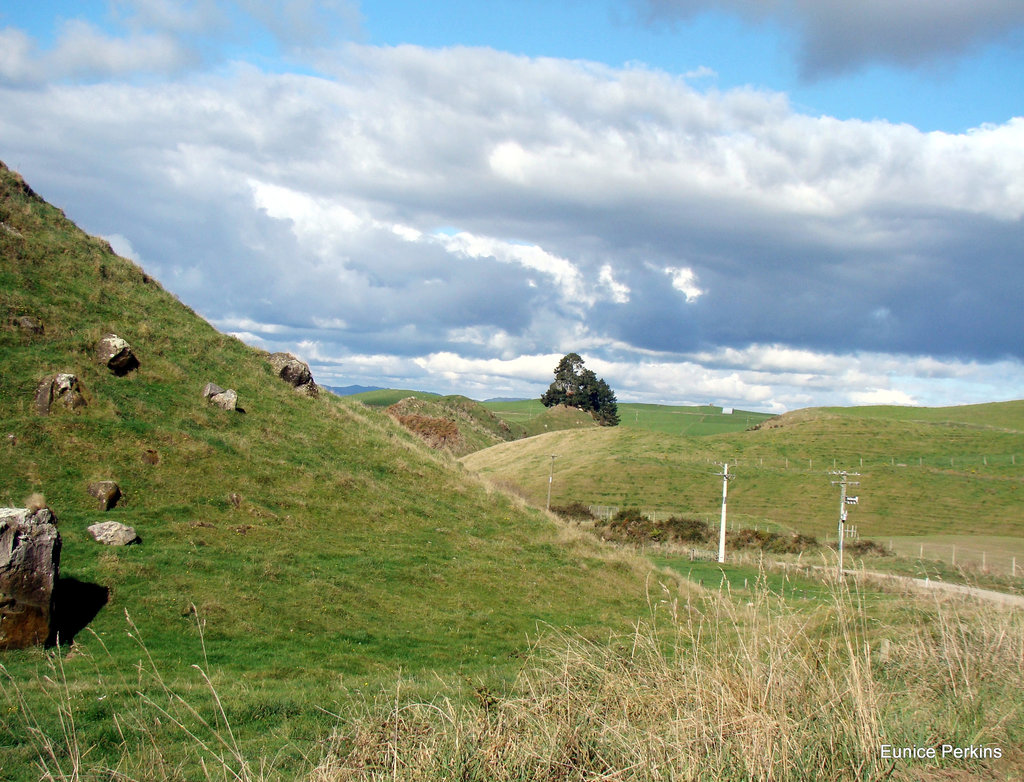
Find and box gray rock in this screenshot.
[96,333,139,375]
[12,315,43,335]
[35,373,87,416]
[0,507,61,649]
[202,382,238,411]
[269,352,319,398]
[87,521,140,546]
[87,481,121,511]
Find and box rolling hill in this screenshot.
[462,403,1024,543]
[0,161,653,777]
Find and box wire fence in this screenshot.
[696,453,1023,471]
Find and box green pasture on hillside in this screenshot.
[482,399,773,436]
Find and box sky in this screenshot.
[1,1,1023,412]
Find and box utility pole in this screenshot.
[716,463,734,563]
[546,455,558,511]
[830,470,860,579]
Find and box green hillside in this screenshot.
[462,404,1024,543]
[483,399,773,437]
[0,162,651,777]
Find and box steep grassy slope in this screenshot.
[381,394,525,456]
[462,405,1024,541]
[0,162,651,777]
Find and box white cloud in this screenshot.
[664,266,703,302]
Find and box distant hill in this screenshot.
[0,161,651,777]
[324,384,386,396]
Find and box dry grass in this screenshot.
[311,577,1024,782]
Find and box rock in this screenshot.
[34,373,87,415]
[202,382,238,411]
[96,333,139,375]
[268,352,319,398]
[0,506,61,649]
[87,521,140,546]
[87,481,121,511]
[12,315,43,335]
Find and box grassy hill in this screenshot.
[380,394,525,456]
[0,162,653,777]
[483,399,773,437]
[463,403,1024,546]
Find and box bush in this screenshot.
[549,501,597,522]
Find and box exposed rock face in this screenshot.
[0,507,61,649]
[268,352,319,397]
[35,373,87,415]
[202,382,238,411]
[87,481,121,511]
[87,521,140,546]
[96,333,139,375]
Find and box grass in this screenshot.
[482,399,774,437]
[462,414,1024,542]
[8,566,1024,780]
[308,571,1024,780]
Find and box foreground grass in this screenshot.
[8,570,1021,781]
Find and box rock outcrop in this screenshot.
[96,333,139,375]
[202,382,238,411]
[87,521,140,546]
[268,352,319,397]
[0,507,61,649]
[87,481,121,511]
[35,373,87,415]
[11,315,44,335]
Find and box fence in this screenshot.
[696,453,1023,471]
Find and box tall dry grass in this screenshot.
[312,576,1024,782]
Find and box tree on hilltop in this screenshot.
[540,353,620,426]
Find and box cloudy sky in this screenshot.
[2,1,1023,411]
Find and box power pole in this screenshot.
[830,470,860,578]
[546,455,558,511]
[716,463,734,563]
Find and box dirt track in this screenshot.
[852,569,1024,609]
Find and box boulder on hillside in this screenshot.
[268,352,319,397]
[87,520,140,546]
[0,506,61,649]
[34,373,87,415]
[202,382,239,411]
[11,315,44,335]
[96,333,139,375]
[87,481,121,511]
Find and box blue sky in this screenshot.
[2,1,1023,410]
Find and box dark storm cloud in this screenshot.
[632,0,1024,76]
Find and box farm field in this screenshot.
[483,398,774,436]
[462,408,1024,542]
